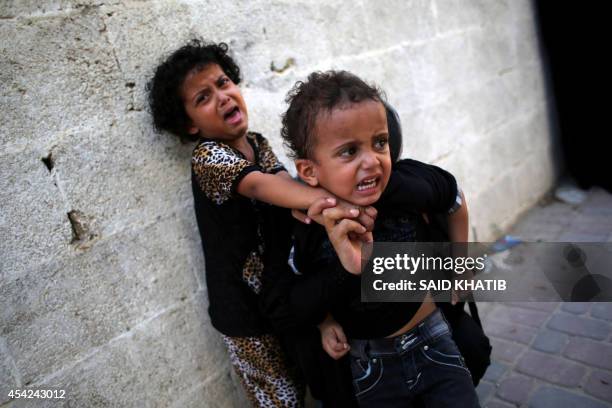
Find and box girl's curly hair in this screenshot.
[147,39,241,142]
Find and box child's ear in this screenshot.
[188,125,199,136]
[295,159,319,187]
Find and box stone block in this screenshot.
[188,0,335,87]
[484,400,515,408]
[171,371,246,408]
[0,1,121,18]
[505,302,559,312]
[495,375,534,405]
[34,294,232,407]
[486,320,537,344]
[561,302,591,315]
[584,369,612,403]
[516,350,586,388]
[482,360,508,383]
[529,385,608,408]
[591,303,612,321]
[488,306,549,328]
[377,46,425,114]
[0,149,73,281]
[489,338,526,364]
[49,114,194,239]
[476,380,494,403]
[402,34,478,108]
[0,10,128,151]
[400,91,477,164]
[468,175,519,241]
[515,15,541,65]
[434,0,513,35]
[563,337,612,370]
[547,313,610,340]
[467,24,515,82]
[102,0,197,112]
[315,0,372,58]
[0,212,202,385]
[531,330,569,354]
[241,87,292,165]
[1,338,19,405]
[499,65,548,117]
[361,0,435,49]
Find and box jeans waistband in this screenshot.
[349,309,449,359]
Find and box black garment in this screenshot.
[260,158,459,406]
[261,158,458,334]
[290,211,429,339]
[437,303,491,387]
[191,132,286,337]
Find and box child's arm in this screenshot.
[448,190,468,242]
[237,170,329,210]
[192,138,373,226]
[447,190,472,304]
[377,159,459,213]
[238,170,378,231]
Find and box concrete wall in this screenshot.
[0,0,559,406]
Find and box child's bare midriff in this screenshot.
[386,293,437,338]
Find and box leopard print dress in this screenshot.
[192,132,303,407]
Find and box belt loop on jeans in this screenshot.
[420,309,442,344]
[353,339,370,362]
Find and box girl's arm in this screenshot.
[236,170,329,210]
[447,191,471,304]
[237,170,377,230]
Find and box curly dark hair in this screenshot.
[146,39,241,142]
[281,70,385,160]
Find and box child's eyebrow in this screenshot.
[373,131,389,137]
[191,85,210,103]
[189,75,227,103]
[332,139,360,153]
[214,75,227,86]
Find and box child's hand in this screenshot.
[318,314,350,360]
[321,206,373,275]
[303,197,377,233]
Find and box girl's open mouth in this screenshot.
[224,107,242,125]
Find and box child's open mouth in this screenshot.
[223,107,242,125]
[356,177,379,192]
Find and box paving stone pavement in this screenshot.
[475,187,612,407]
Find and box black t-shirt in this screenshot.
[259,159,458,404]
[290,207,430,339]
[261,159,458,336]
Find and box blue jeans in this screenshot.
[348,309,480,407]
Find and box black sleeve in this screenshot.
[289,224,360,326]
[260,222,359,332]
[291,265,357,327]
[377,158,458,213]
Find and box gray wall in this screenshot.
[1,0,559,406]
